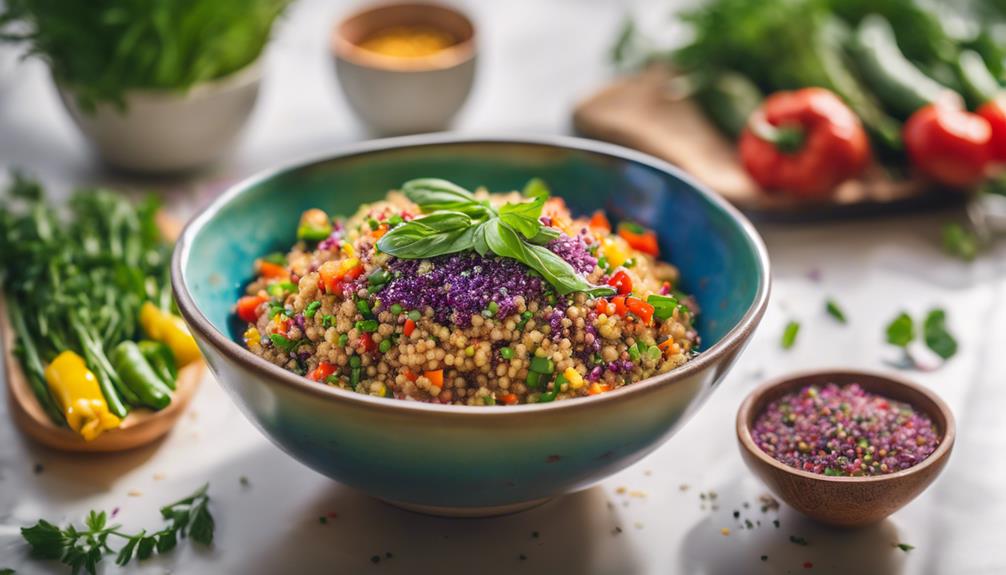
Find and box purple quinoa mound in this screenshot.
[752,383,940,477]
[380,253,546,327]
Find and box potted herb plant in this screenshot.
[0,0,288,172]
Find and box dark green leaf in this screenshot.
[894,543,915,552]
[114,533,143,566]
[484,221,615,297]
[0,568,16,575]
[825,299,847,323]
[269,333,305,353]
[527,226,561,245]
[781,321,800,350]
[21,520,65,559]
[84,510,106,532]
[189,502,215,546]
[521,177,551,199]
[923,308,957,360]
[886,312,914,347]
[155,530,177,554]
[136,537,156,561]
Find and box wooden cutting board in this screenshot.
[573,66,961,219]
[2,212,204,452]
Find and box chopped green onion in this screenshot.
[378,339,392,353]
[368,268,392,286]
[628,345,641,361]
[355,319,379,333]
[322,314,335,328]
[349,355,361,368]
[305,301,322,318]
[338,333,349,346]
[408,310,421,321]
[356,299,372,316]
[483,395,496,405]
[390,303,403,315]
[530,356,555,374]
[525,371,543,389]
[825,299,846,324]
[388,214,404,226]
[267,281,297,297]
[368,218,380,231]
[500,347,514,360]
[781,321,800,350]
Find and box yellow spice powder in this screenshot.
[358,26,456,58]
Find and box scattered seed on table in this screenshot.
[790,535,809,546]
[761,555,768,562]
[721,528,731,536]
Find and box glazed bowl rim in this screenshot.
[736,368,956,484]
[172,133,771,418]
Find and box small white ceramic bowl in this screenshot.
[331,2,476,135]
[57,60,262,173]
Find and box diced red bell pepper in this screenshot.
[236,295,267,323]
[359,333,376,353]
[612,295,628,316]
[617,224,660,257]
[589,210,611,232]
[402,368,419,382]
[500,393,519,405]
[424,369,444,388]
[308,362,337,382]
[625,297,654,324]
[403,318,416,336]
[259,261,289,279]
[607,270,633,295]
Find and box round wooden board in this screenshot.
[1,296,204,452]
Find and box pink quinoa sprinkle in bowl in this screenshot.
[737,370,955,527]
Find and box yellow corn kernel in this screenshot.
[244,326,262,351]
[140,302,201,367]
[342,242,356,257]
[44,351,121,441]
[564,367,585,390]
[601,237,629,268]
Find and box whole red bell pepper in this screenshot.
[977,98,1006,163]
[904,103,991,187]
[739,88,871,198]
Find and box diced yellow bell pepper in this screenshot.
[44,351,121,441]
[601,236,629,268]
[564,367,585,390]
[244,326,262,351]
[140,302,200,367]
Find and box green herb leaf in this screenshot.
[21,520,65,559]
[941,223,978,261]
[499,195,546,240]
[402,179,482,213]
[894,543,915,552]
[886,312,915,347]
[527,226,562,245]
[484,220,615,297]
[522,177,551,199]
[269,333,305,353]
[647,294,682,321]
[781,321,800,350]
[923,308,957,360]
[0,568,16,575]
[376,211,477,259]
[825,299,847,323]
[114,533,143,566]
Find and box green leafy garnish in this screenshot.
[825,299,847,323]
[269,333,305,353]
[0,0,288,112]
[20,485,213,575]
[647,294,683,321]
[522,177,551,199]
[922,309,957,360]
[781,321,800,350]
[885,313,914,347]
[378,179,616,297]
[941,223,978,261]
[894,543,915,552]
[0,568,14,574]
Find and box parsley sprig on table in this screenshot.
[20,484,214,575]
[377,178,616,298]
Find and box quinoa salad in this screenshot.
[235,178,699,405]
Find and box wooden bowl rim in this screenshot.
[736,368,955,484]
[331,1,476,72]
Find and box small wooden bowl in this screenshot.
[737,370,955,527]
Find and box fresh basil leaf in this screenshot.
[484,220,615,296]
[377,212,477,258]
[923,308,957,360]
[402,178,479,212]
[522,177,551,199]
[886,312,914,347]
[499,195,546,240]
[527,226,562,245]
[472,221,491,256]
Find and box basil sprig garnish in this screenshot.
[378,178,616,297]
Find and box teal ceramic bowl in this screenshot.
[172,134,770,516]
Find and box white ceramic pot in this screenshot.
[57,60,262,173]
[332,3,477,135]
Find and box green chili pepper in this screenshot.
[525,370,543,390]
[379,339,392,353]
[368,268,392,286]
[138,340,177,390]
[111,341,172,410]
[355,319,379,333]
[305,301,322,318]
[538,373,567,403]
[338,333,349,346]
[530,356,554,374]
[356,299,372,317]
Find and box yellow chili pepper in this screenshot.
[140,302,200,367]
[44,351,121,441]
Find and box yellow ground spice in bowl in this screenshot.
[357,25,456,58]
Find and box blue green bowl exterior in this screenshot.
[172,134,770,511]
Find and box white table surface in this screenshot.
[1,1,1004,573]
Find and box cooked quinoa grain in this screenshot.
[235,183,700,405]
